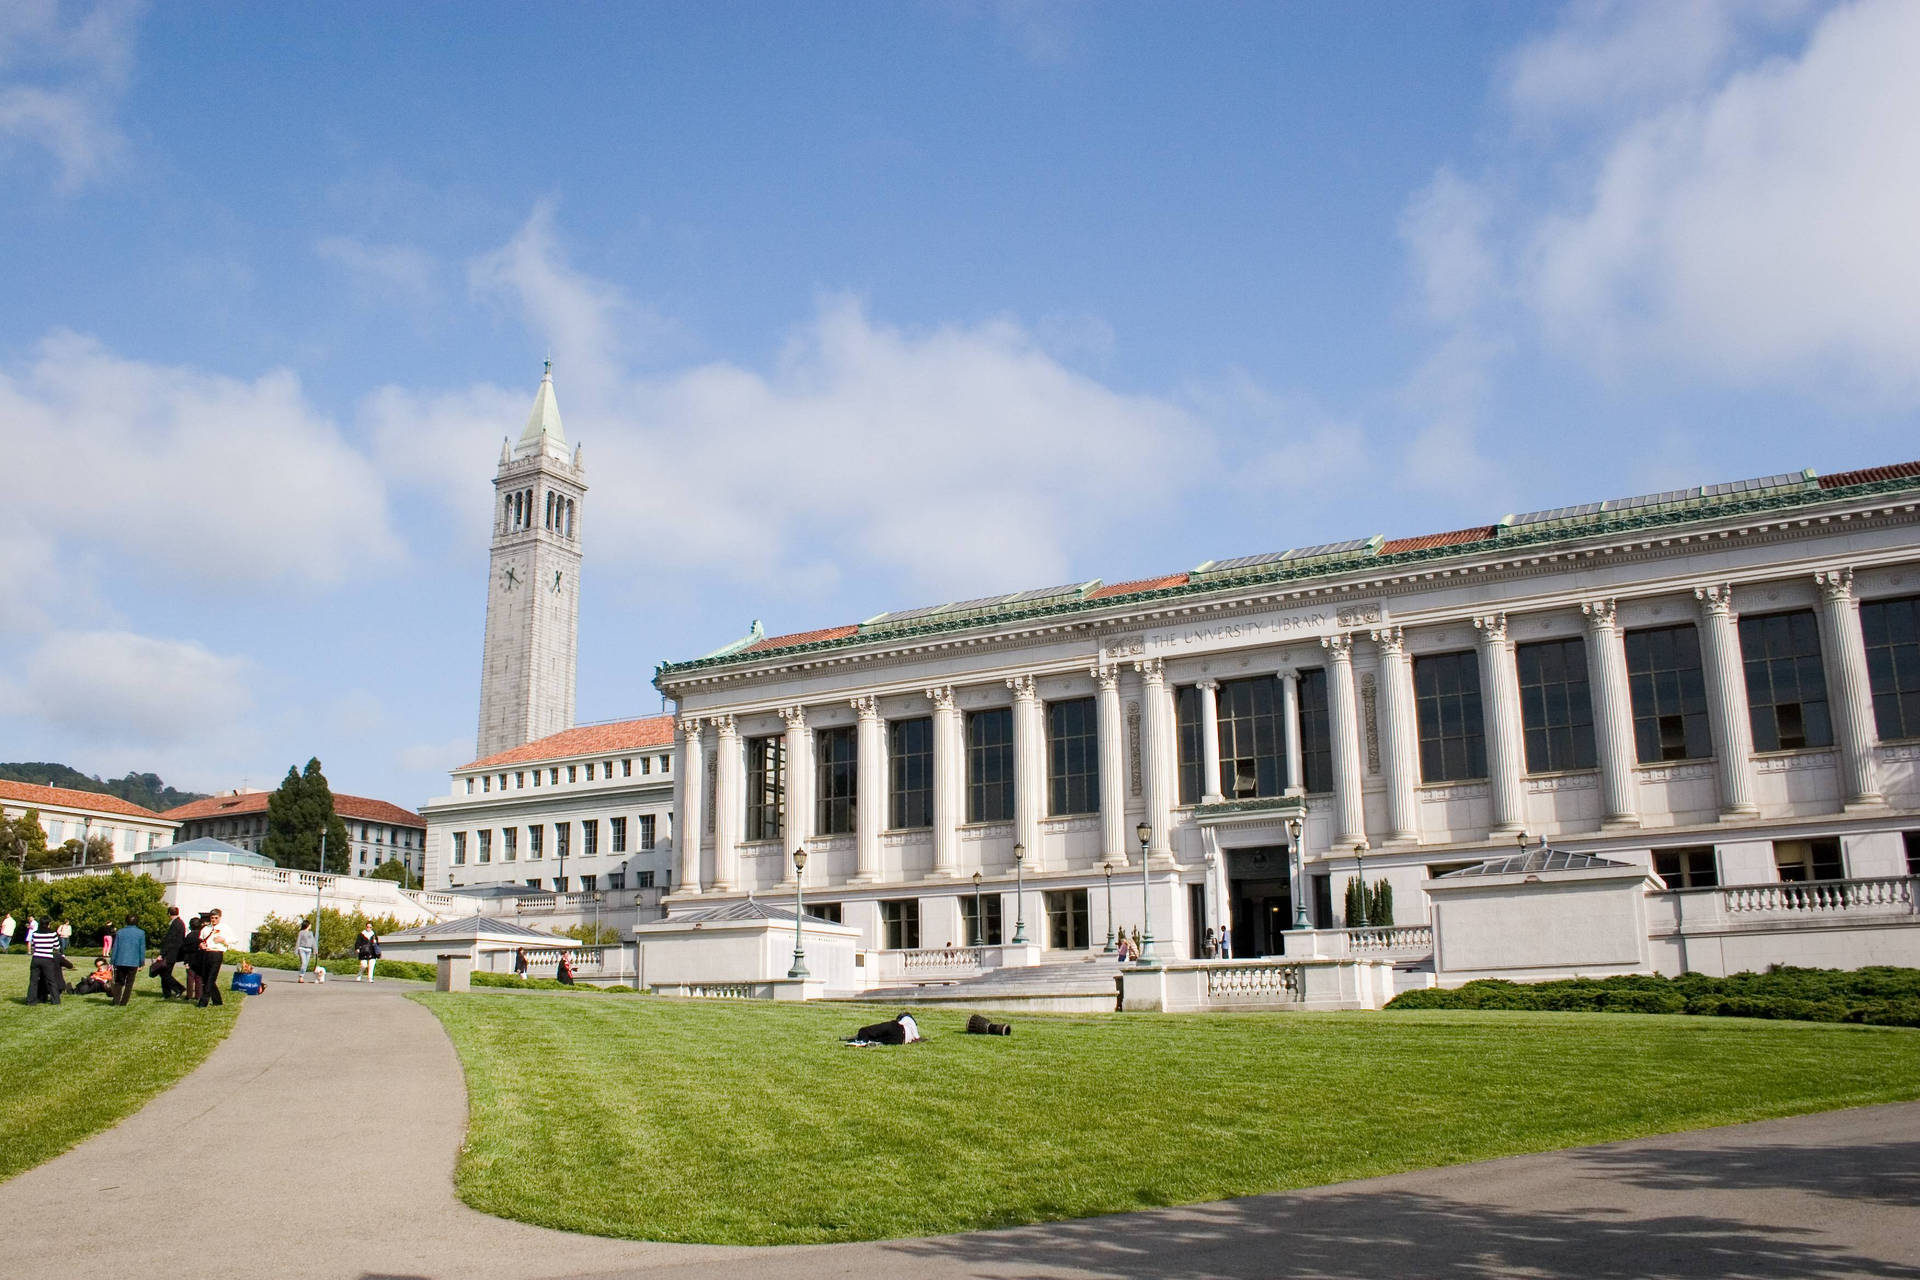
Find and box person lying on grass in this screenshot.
[71,958,116,996]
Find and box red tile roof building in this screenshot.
[0,779,179,861]
[162,789,427,879]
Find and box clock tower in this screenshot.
[476,362,586,758]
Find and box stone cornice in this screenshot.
[655,476,1920,695]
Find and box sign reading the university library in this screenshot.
[1101,600,1384,662]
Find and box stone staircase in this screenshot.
[842,955,1127,1013]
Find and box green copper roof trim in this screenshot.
[653,470,1920,683]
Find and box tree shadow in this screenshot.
[1574,1139,1920,1209]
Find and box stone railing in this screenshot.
[872,946,986,982]
[1205,961,1303,1003]
[661,982,756,999]
[1720,877,1916,916]
[518,946,604,968]
[1339,924,1435,955]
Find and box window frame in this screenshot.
[1216,675,1284,800]
[965,707,1014,823]
[888,716,934,830]
[1046,697,1100,817]
[746,734,786,842]
[1625,624,1714,763]
[1516,636,1598,774]
[1413,650,1488,783]
[815,726,858,836]
[1739,609,1833,752]
[879,899,921,950]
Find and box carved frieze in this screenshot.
[1127,701,1143,796]
[1635,762,1715,783]
[1418,782,1488,802]
[1524,771,1600,793]
[1754,750,1838,774]
[1360,672,1380,775]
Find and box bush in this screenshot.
[1386,966,1920,1027]
[231,951,438,982]
[16,871,169,947]
[470,972,622,993]
[250,907,415,959]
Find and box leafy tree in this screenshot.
[18,870,168,947]
[3,808,53,870]
[367,858,419,890]
[260,759,351,874]
[1342,877,1394,927]
[58,833,119,866]
[250,907,413,958]
[560,922,621,945]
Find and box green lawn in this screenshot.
[416,993,1920,1245]
[0,951,241,1182]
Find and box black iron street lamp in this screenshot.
[1102,862,1116,953]
[972,870,983,946]
[1287,815,1310,930]
[787,847,810,979]
[1011,843,1028,943]
[1136,822,1156,963]
[1351,841,1368,928]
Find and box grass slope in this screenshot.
[0,952,241,1182]
[417,993,1920,1245]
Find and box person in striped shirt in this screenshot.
[25,919,65,1005]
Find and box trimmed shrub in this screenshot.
[1387,966,1920,1027]
[232,950,437,983]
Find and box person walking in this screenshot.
[25,918,64,1004]
[512,947,528,978]
[109,913,147,1006]
[193,910,229,1007]
[155,906,188,999]
[0,911,14,953]
[295,918,317,983]
[100,922,115,962]
[354,926,379,982]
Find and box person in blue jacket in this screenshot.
[109,913,147,1005]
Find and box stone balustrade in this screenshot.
[1205,961,1304,1003]
[1719,876,1916,916]
[1339,924,1435,955]
[1120,956,1394,1012]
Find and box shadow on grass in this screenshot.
[884,1136,1920,1279]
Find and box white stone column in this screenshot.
[1472,613,1527,836]
[1135,658,1174,861]
[1197,678,1224,802]
[674,715,704,894]
[1581,599,1640,828]
[1281,671,1304,794]
[1370,627,1421,843]
[1094,666,1129,865]
[851,696,884,882]
[1695,584,1759,818]
[710,714,741,892]
[1321,634,1367,846]
[1007,675,1043,869]
[1814,568,1884,807]
[778,705,810,884]
[927,685,962,877]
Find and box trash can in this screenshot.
[436,953,473,993]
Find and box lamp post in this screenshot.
[78,815,92,867]
[1350,841,1368,928]
[1136,822,1156,963]
[1288,816,1310,930]
[1011,843,1028,944]
[1102,862,1116,953]
[787,847,810,979]
[971,870,983,946]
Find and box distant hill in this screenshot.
[0,762,210,813]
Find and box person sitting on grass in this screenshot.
[72,957,115,996]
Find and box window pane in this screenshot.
[1297,668,1333,794]
[1175,685,1202,805]
[1047,698,1099,816]
[1413,652,1486,783]
[1739,610,1831,751]
[888,717,934,829]
[1516,637,1597,773]
[1861,596,1920,740]
[815,727,857,835]
[1625,625,1713,763]
[1217,676,1284,800]
[746,735,786,842]
[966,708,1014,822]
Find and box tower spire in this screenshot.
[515,360,567,461]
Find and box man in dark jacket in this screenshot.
[155,906,188,1000]
[109,913,148,1005]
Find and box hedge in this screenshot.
[1386,966,1920,1027]
[469,972,633,993]
[231,951,439,983]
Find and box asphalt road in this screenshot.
[4,979,1915,1280]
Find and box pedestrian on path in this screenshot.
[296,918,317,983]
[25,918,64,1004]
[355,926,380,981]
[109,913,146,1005]
[155,906,187,999]
[194,910,229,1007]
[100,922,115,961]
[513,947,528,978]
[1,911,14,952]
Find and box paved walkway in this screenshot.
[3,981,1916,1279]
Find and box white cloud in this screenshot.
[1400,167,1499,325]
[314,235,437,305]
[2,628,252,747]
[397,736,473,775]
[0,0,141,190]
[0,330,402,586]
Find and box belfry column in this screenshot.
[1197,679,1224,802]
[1371,627,1421,843]
[1135,659,1174,861]
[778,705,811,885]
[675,716,705,894]
[1094,667,1130,865]
[1280,671,1304,794]
[710,715,741,892]
[1695,584,1759,818]
[928,686,962,876]
[852,696,884,882]
[1473,614,1527,836]
[1581,600,1640,828]
[1321,634,1367,847]
[1814,568,1884,808]
[1008,675,1043,868]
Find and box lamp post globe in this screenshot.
[1288,815,1310,931]
[787,847,810,979]
[1011,843,1028,944]
[1351,841,1368,929]
[1135,822,1155,963]
[1101,862,1116,953]
[971,870,983,947]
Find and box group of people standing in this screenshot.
[13,905,232,1008]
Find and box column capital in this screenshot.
[1322,632,1354,660]
[1090,667,1120,692]
[1370,624,1405,654]
[678,714,705,739]
[1132,657,1165,685]
[1471,613,1508,644]
[709,712,737,739]
[850,694,880,721]
[926,684,956,711]
[1581,598,1619,629]
[1815,566,1856,601]
[1195,676,1219,691]
[1695,583,1737,619]
[778,704,807,730]
[1006,672,1038,701]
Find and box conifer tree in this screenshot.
[261,758,352,874]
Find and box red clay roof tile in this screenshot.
[1381,526,1499,555]
[460,715,678,771]
[0,780,169,821]
[1818,460,1920,488]
[1087,573,1190,600]
[162,790,424,827]
[742,624,859,653]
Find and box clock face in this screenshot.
[500,564,520,591]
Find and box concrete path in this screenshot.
[3,981,1916,1280]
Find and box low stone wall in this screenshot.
[1118,958,1396,1012]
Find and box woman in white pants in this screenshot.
[354,926,379,981]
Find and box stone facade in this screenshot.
[163,790,426,880]
[0,780,178,862]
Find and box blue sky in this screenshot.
[2,1,1916,809]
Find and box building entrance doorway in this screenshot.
[1226,846,1292,957]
